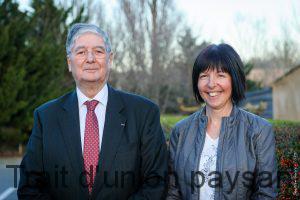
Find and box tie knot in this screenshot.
[84,100,99,111]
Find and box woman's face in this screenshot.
[198,68,233,110]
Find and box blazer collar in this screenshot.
[105,84,125,113]
[61,90,78,111]
[59,90,89,196]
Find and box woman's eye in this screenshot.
[199,74,207,78]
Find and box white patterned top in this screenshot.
[198,133,219,200]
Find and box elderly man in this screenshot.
[18,23,167,200]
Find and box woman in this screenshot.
[167,44,277,199]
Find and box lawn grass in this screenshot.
[160,114,187,140]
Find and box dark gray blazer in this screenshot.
[18,85,167,200]
[167,105,277,200]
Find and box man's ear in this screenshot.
[67,57,72,72]
[108,52,114,66]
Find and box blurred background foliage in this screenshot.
[0,0,85,145]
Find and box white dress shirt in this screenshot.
[76,84,108,153]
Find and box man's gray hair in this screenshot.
[66,23,112,56]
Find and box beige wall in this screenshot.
[248,68,285,87]
[273,67,300,121]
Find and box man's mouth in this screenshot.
[84,68,98,71]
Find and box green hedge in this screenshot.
[161,115,300,199]
[272,120,300,199]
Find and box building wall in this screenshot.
[273,68,300,121]
[248,67,285,87]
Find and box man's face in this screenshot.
[67,32,113,87]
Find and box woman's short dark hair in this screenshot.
[192,43,246,104]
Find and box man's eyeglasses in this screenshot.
[73,47,106,59]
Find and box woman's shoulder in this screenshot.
[173,110,201,133]
[169,111,201,146]
[237,107,272,129]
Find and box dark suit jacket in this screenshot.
[18,85,168,200]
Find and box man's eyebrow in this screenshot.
[93,45,106,50]
[74,45,106,51]
[74,46,85,52]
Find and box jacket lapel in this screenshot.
[184,108,206,166]
[58,91,87,192]
[92,85,126,196]
[183,108,207,196]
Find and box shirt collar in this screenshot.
[76,84,108,107]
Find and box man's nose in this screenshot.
[86,51,95,63]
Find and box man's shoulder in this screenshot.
[113,88,158,110]
[35,90,74,113]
